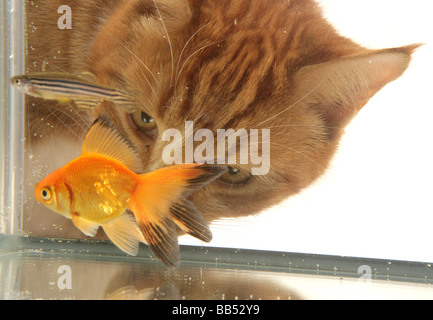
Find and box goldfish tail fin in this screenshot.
[170,200,212,243]
[139,217,180,269]
[129,164,226,268]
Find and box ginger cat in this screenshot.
[24,0,417,239]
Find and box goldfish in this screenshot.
[34,115,227,268]
[10,72,136,112]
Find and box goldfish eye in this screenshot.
[219,166,252,185]
[41,187,52,201]
[131,111,157,134]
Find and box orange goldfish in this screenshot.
[34,115,226,268]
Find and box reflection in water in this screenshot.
[105,264,302,300]
[1,238,432,300]
[1,255,302,300]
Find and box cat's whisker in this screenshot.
[56,102,93,130]
[62,103,93,129]
[136,59,158,99]
[35,55,69,73]
[252,74,330,129]
[210,216,258,232]
[43,106,87,141]
[208,219,244,236]
[176,40,226,84]
[175,21,213,86]
[152,0,174,87]
[268,141,325,170]
[266,124,342,130]
[117,40,157,90]
[49,104,91,135]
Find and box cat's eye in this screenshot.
[41,187,52,201]
[131,110,157,135]
[219,166,252,185]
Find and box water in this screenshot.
[1,0,25,237]
[0,236,304,300]
[1,235,433,300]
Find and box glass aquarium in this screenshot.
[1,0,433,301]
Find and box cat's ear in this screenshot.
[292,45,420,130]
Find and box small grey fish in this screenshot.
[10,72,136,112]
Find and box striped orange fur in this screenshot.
[25,0,418,237]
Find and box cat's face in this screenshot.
[84,0,415,222]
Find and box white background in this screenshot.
[180,0,433,263]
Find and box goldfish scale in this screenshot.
[62,155,138,223]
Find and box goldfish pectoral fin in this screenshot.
[71,213,99,237]
[74,98,103,109]
[81,115,143,173]
[170,200,212,243]
[102,212,146,256]
[136,214,181,269]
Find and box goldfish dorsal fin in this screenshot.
[102,211,146,256]
[82,115,144,173]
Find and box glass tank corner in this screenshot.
[1,0,26,237]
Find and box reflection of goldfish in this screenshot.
[34,115,226,268]
[10,72,136,112]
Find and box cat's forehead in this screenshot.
[142,0,360,121]
[97,0,362,130]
